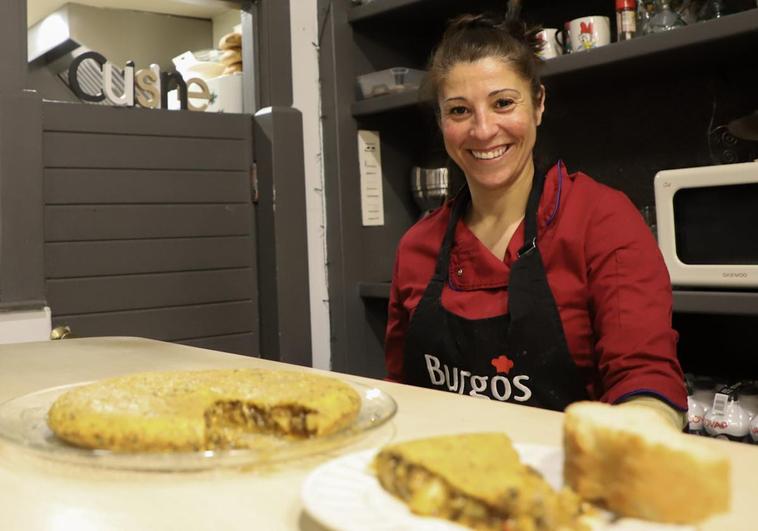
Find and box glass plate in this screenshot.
[0,380,397,472]
[301,445,696,531]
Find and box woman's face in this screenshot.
[438,57,544,194]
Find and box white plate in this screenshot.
[301,443,695,531]
[0,380,397,472]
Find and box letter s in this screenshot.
[513,375,532,402]
[135,67,161,109]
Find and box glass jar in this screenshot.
[645,0,687,33]
[637,0,657,35]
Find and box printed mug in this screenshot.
[568,16,611,53]
[536,28,562,60]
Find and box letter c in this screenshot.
[68,51,107,102]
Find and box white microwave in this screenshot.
[654,161,758,288]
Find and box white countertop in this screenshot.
[0,337,754,530]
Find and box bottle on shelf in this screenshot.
[703,384,751,442]
[616,0,638,40]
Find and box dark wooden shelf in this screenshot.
[351,9,758,117]
[352,90,422,117]
[672,290,758,316]
[542,9,758,78]
[358,281,758,316]
[349,0,430,22]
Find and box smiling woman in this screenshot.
[384,11,689,427]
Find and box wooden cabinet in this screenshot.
[319,0,758,379]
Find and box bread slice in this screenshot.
[563,401,730,524]
[373,433,590,531]
[48,368,361,452]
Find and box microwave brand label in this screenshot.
[68,51,211,112]
[722,272,748,278]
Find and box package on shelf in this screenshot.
[356,67,425,99]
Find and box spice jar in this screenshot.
[616,0,637,41]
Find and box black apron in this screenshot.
[402,165,589,411]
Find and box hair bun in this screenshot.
[444,12,543,58]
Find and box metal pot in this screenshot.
[410,167,450,216]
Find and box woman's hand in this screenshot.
[617,395,686,431]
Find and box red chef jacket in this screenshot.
[385,162,688,410]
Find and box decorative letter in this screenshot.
[185,77,210,112]
[161,71,187,110]
[103,61,134,106]
[134,68,160,109]
[67,51,106,102]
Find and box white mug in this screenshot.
[536,28,562,60]
[568,16,610,53]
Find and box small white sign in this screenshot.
[357,130,384,226]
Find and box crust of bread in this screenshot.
[563,401,730,524]
[48,369,361,452]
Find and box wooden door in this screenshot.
[42,101,259,356]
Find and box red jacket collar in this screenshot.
[448,161,571,290]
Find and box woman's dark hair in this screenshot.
[423,11,544,110]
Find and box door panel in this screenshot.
[44,132,249,170]
[45,168,250,204]
[47,269,254,314]
[42,101,259,356]
[45,237,253,278]
[45,204,252,241]
[57,301,256,341]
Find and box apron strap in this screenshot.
[518,166,545,256]
[432,187,470,282]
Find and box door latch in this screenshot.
[250,162,259,204]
